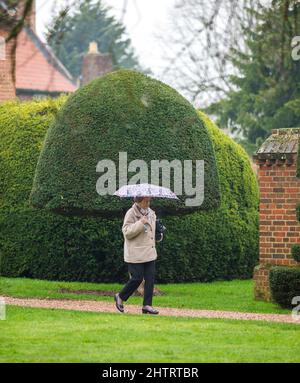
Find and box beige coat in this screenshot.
[122,203,158,263]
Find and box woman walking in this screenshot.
[114,196,160,315]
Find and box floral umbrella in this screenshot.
[113,183,179,199]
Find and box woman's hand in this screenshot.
[141,216,150,225]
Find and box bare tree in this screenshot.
[0,0,35,41]
[158,0,266,107]
[0,0,39,86]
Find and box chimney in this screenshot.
[81,41,113,86]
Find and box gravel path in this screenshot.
[1,295,299,325]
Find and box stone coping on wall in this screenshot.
[253,128,300,165]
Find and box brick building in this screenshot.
[0,0,77,102]
[253,128,300,300]
[0,1,115,103]
[0,16,16,101]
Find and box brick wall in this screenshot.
[16,0,36,32]
[1,1,36,103]
[0,29,16,102]
[253,129,300,300]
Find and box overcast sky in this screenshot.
[36,0,176,76]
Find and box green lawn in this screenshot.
[0,305,299,362]
[0,277,289,314]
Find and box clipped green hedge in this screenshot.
[0,98,66,211]
[269,266,300,308]
[30,69,221,216]
[0,98,259,283]
[0,98,126,282]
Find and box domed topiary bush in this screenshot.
[0,95,259,283]
[29,69,221,217]
[157,112,259,281]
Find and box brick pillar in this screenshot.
[253,128,300,301]
[81,42,113,86]
[0,29,16,102]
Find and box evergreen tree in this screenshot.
[208,0,300,152]
[45,0,143,79]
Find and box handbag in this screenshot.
[155,218,166,242]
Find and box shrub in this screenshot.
[269,266,300,308]
[296,203,300,222]
[291,244,300,263]
[30,69,221,216]
[0,98,259,283]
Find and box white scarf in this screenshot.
[134,202,148,214]
[134,203,152,223]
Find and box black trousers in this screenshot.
[118,260,156,306]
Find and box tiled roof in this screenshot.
[16,26,77,93]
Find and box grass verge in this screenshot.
[0,305,299,362]
[0,277,290,314]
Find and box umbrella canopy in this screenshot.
[113,183,179,199]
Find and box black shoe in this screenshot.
[142,306,159,315]
[114,293,124,313]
